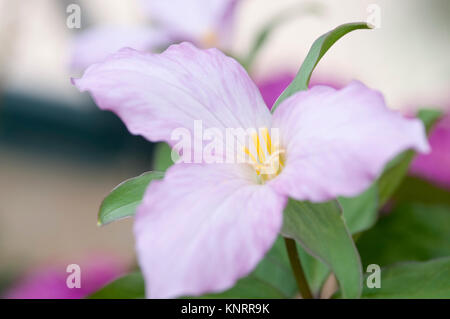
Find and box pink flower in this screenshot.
[256,73,295,109]
[72,0,238,70]
[73,43,429,298]
[411,112,450,188]
[4,255,126,299]
[141,0,238,47]
[71,26,170,71]
[256,73,345,110]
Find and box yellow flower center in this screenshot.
[243,128,285,183]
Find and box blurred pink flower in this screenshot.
[71,26,170,71]
[256,73,295,109]
[4,255,126,299]
[141,0,238,47]
[411,112,450,188]
[72,0,239,70]
[73,43,428,298]
[256,73,343,109]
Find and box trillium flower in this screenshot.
[73,42,429,298]
[71,0,238,70]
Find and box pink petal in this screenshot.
[73,42,270,148]
[134,163,285,298]
[141,0,238,47]
[71,26,170,71]
[269,81,430,202]
[411,113,450,189]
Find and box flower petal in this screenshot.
[72,42,270,147]
[71,26,170,71]
[134,163,285,298]
[141,0,238,46]
[270,81,430,202]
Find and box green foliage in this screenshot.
[394,176,450,206]
[361,258,450,298]
[357,203,450,268]
[339,185,378,234]
[152,142,176,171]
[97,171,164,225]
[282,200,362,298]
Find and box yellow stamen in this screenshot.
[243,128,285,182]
[261,127,272,155]
[243,146,257,163]
[251,132,266,163]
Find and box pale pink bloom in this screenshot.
[73,43,429,298]
[141,0,238,47]
[71,26,170,71]
[71,0,238,70]
[411,112,450,188]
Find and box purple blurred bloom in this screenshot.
[256,73,343,109]
[73,43,428,298]
[256,73,295,109]
[5,255,126,299]
[411,112,450,188]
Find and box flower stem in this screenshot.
[283,237,314,299]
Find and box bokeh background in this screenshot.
[0,0,449,297]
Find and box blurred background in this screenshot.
[0,0,448,297]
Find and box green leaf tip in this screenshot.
[97,171,164,226]
[271,22,372,112]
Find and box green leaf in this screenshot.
[361,257,450,298]
[339,184,378,234]
[296,188,377,297]
[152,142,176,171]
[243,2,323,70]
[417,109,443,132]
[377,151,415,208]
[357,203,450,268]
[393,176,450,206]
[88,272,146,299]
[98,171,164,225]
[376,109,442,208]
[282,199,362,298]
[297,248,330,296]
[271,22,372,112]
